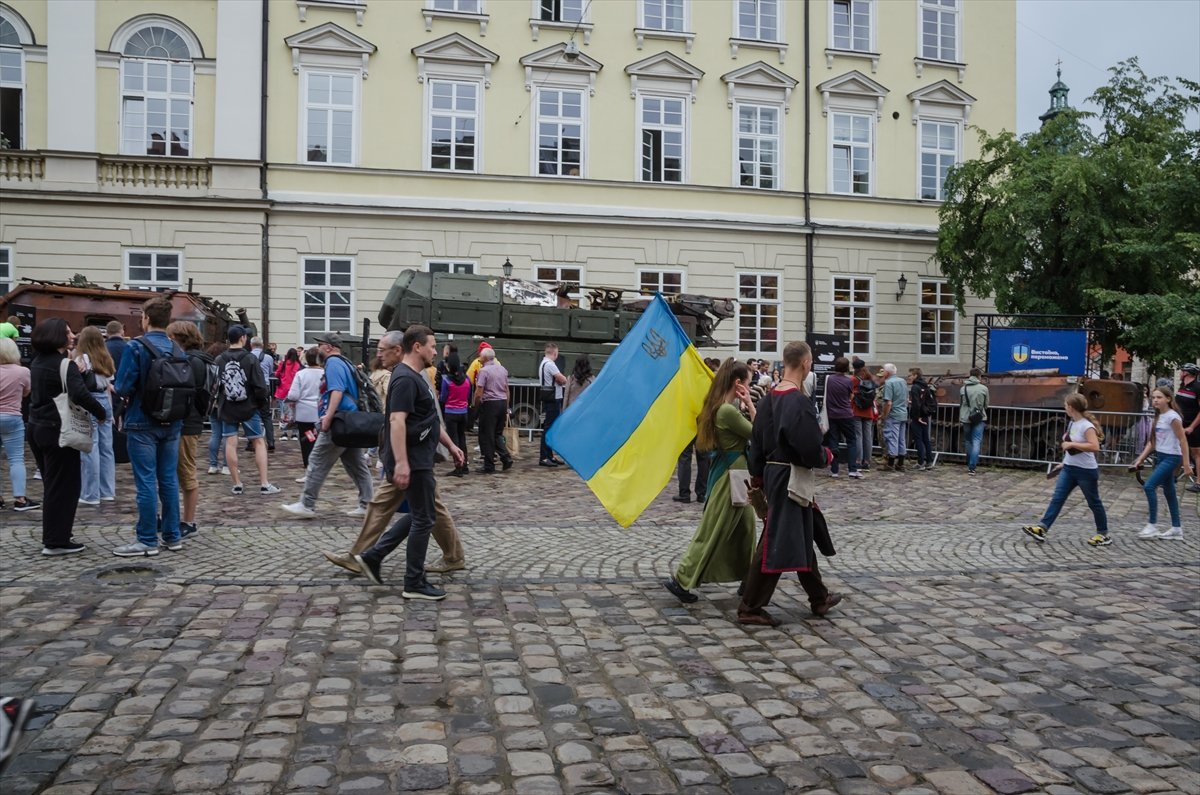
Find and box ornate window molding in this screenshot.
[625,51,703,103]
[412,32,499,89]
[422,0,489,37]
[296,0,366,27]
[284,22,376,78]
[520,42,602,96]
[816,69,888,119]
[721,60,797,113]
[907,79,974,125]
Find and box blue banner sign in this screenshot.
[987,328,1088,375]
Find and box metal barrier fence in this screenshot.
[925,404,1153,470]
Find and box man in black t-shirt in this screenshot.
[1177,363,1199,492]
[355,325,464,599]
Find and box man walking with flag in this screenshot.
[738,340,843,627]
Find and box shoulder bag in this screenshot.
[962,384,985,425]
[55,359,94,453]
[817,376,830,435]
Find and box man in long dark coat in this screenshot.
[738,340,843,627]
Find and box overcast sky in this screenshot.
[1015,0,1200,133]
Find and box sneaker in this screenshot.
[1158,527,1183,540]
[78,498,100,506]
[231,484,244,495]
[1021,524,1047,543]
[100,496,115,502]
[207,466,219,475]
[41,542,86,557]
[1137,524,1160,539]
[968,469,977,476]
[354,554,383,585]
[671,495,692,503]
[1087,534,1112,547]
[663,577,699,604]
[259,483,281,495]
[426,558,467,573]
[322,550,361,574]
[502,459,513,471]
[538,459,557,468]
[1186,481,1200,493]
[164,538,184,552]
[402,581,447,601]
[220,466,231,476]
[0,697,36,773]
[346,506,367,517]
[12,499,40,513]
[829,472,840,479]
[112,542,160,557]
[179,522,198,539]
[294,476,307,483]
[33,470,41,480]
[848,471,864,479]
[282,501,316,518]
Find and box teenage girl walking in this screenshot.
[1022,393,1110,547]
[1132,385,1193,540]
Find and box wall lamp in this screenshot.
[895,273,908,301]
[502,257,513,278]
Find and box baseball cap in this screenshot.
[311,332,344,347]
[876,369,887,378]
[1182,363,1199,375]
[1156,377,1173,387]
[226,325,247,343]
[477,341,493,352]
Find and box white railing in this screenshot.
[98,157,211,190]
[0,150,44,182]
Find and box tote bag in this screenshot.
[55,359,94,453]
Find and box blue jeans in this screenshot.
[540,398,561,462]
[854,418,874,467]
[0,413,27,499]
[80,392,116,502]
[883,417,908,458]
[207,414,226,468]
[1144,453,1182,527]
[1038,464,1108,534]
[127,426,182,546]
[964,422,985,471]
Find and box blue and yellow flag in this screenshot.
[547,295,714,527]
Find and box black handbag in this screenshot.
[329,411,384,449]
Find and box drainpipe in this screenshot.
[803,0,815,339]
[258,0,271,343]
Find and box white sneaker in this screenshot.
[848,471,865,479]
[260,483,281,494]
[294,476,307,483]
[207,466,219,475]
[78,498,100,506]
[112,541,159,557]
[829,472,840,479]
[346,506,367,517]
[1137,524,1160,539]
[281,501,316,518]
[220,466,231,475]
[1158,527,1183,540]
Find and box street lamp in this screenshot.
[895,273,908,301]
[502,258,513,279]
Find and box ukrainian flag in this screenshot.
[547,294,714,527]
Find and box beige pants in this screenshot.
[347,478,465,564]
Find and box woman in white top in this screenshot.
[73,326,117,505]
[287,347,324,473]
[1132,386,1193,540]
[1022,393,1110,547]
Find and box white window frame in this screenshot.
[829,110,873,196]
[637,93,688,184]
[918,279,956,358]
[640,0,687,32]
[735,0,780,42]
[736,271,781,355]
[299,68,360,166]
[0,246,13,295]
[425,77,483,173]
[533,86,586,178]
[423,0,489,36]
[535,0,586,23]
[919,0,960,63]
[830,0,874,53]
[733,101,782,190]
[917,118,959,201]
[300,256,355,336]
[831,275,873,357]
[426,260,477,274]
[637,268,685,296]
[430,0,482,12]
[535,264,584,306]
[119,57,194,158]
[0,13,27,151]
[124,250,183,292]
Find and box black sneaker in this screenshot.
[402,581,446,601]
[672,495,692,503]
[502,459,513,471]
[179,522,198,539]
[41,542,86,557]
[663,577,699,603]
[13,499,40,513]
[354,554,384,586]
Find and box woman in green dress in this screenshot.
[664,359,758,603]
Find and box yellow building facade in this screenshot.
[1,0,1015,369]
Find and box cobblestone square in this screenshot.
[2,437,1198,794]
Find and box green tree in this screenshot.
[935,59,1199,363]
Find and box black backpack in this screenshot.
[853,378,877,411]
[916,382,939,418]
[188,350,220,416]
[138,338,195,424]
[328,354,383,414]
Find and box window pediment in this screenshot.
[413,32,499,87]
[520,43,602,95]
[722,61,798,111]
[626,51,703,101]
[908,80,975,124]
[816,69,888,119]
[285,22,376,77]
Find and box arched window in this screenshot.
[119,22,195,157]
[0,10,29,149]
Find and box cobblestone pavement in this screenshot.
[1,434,1198,794]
